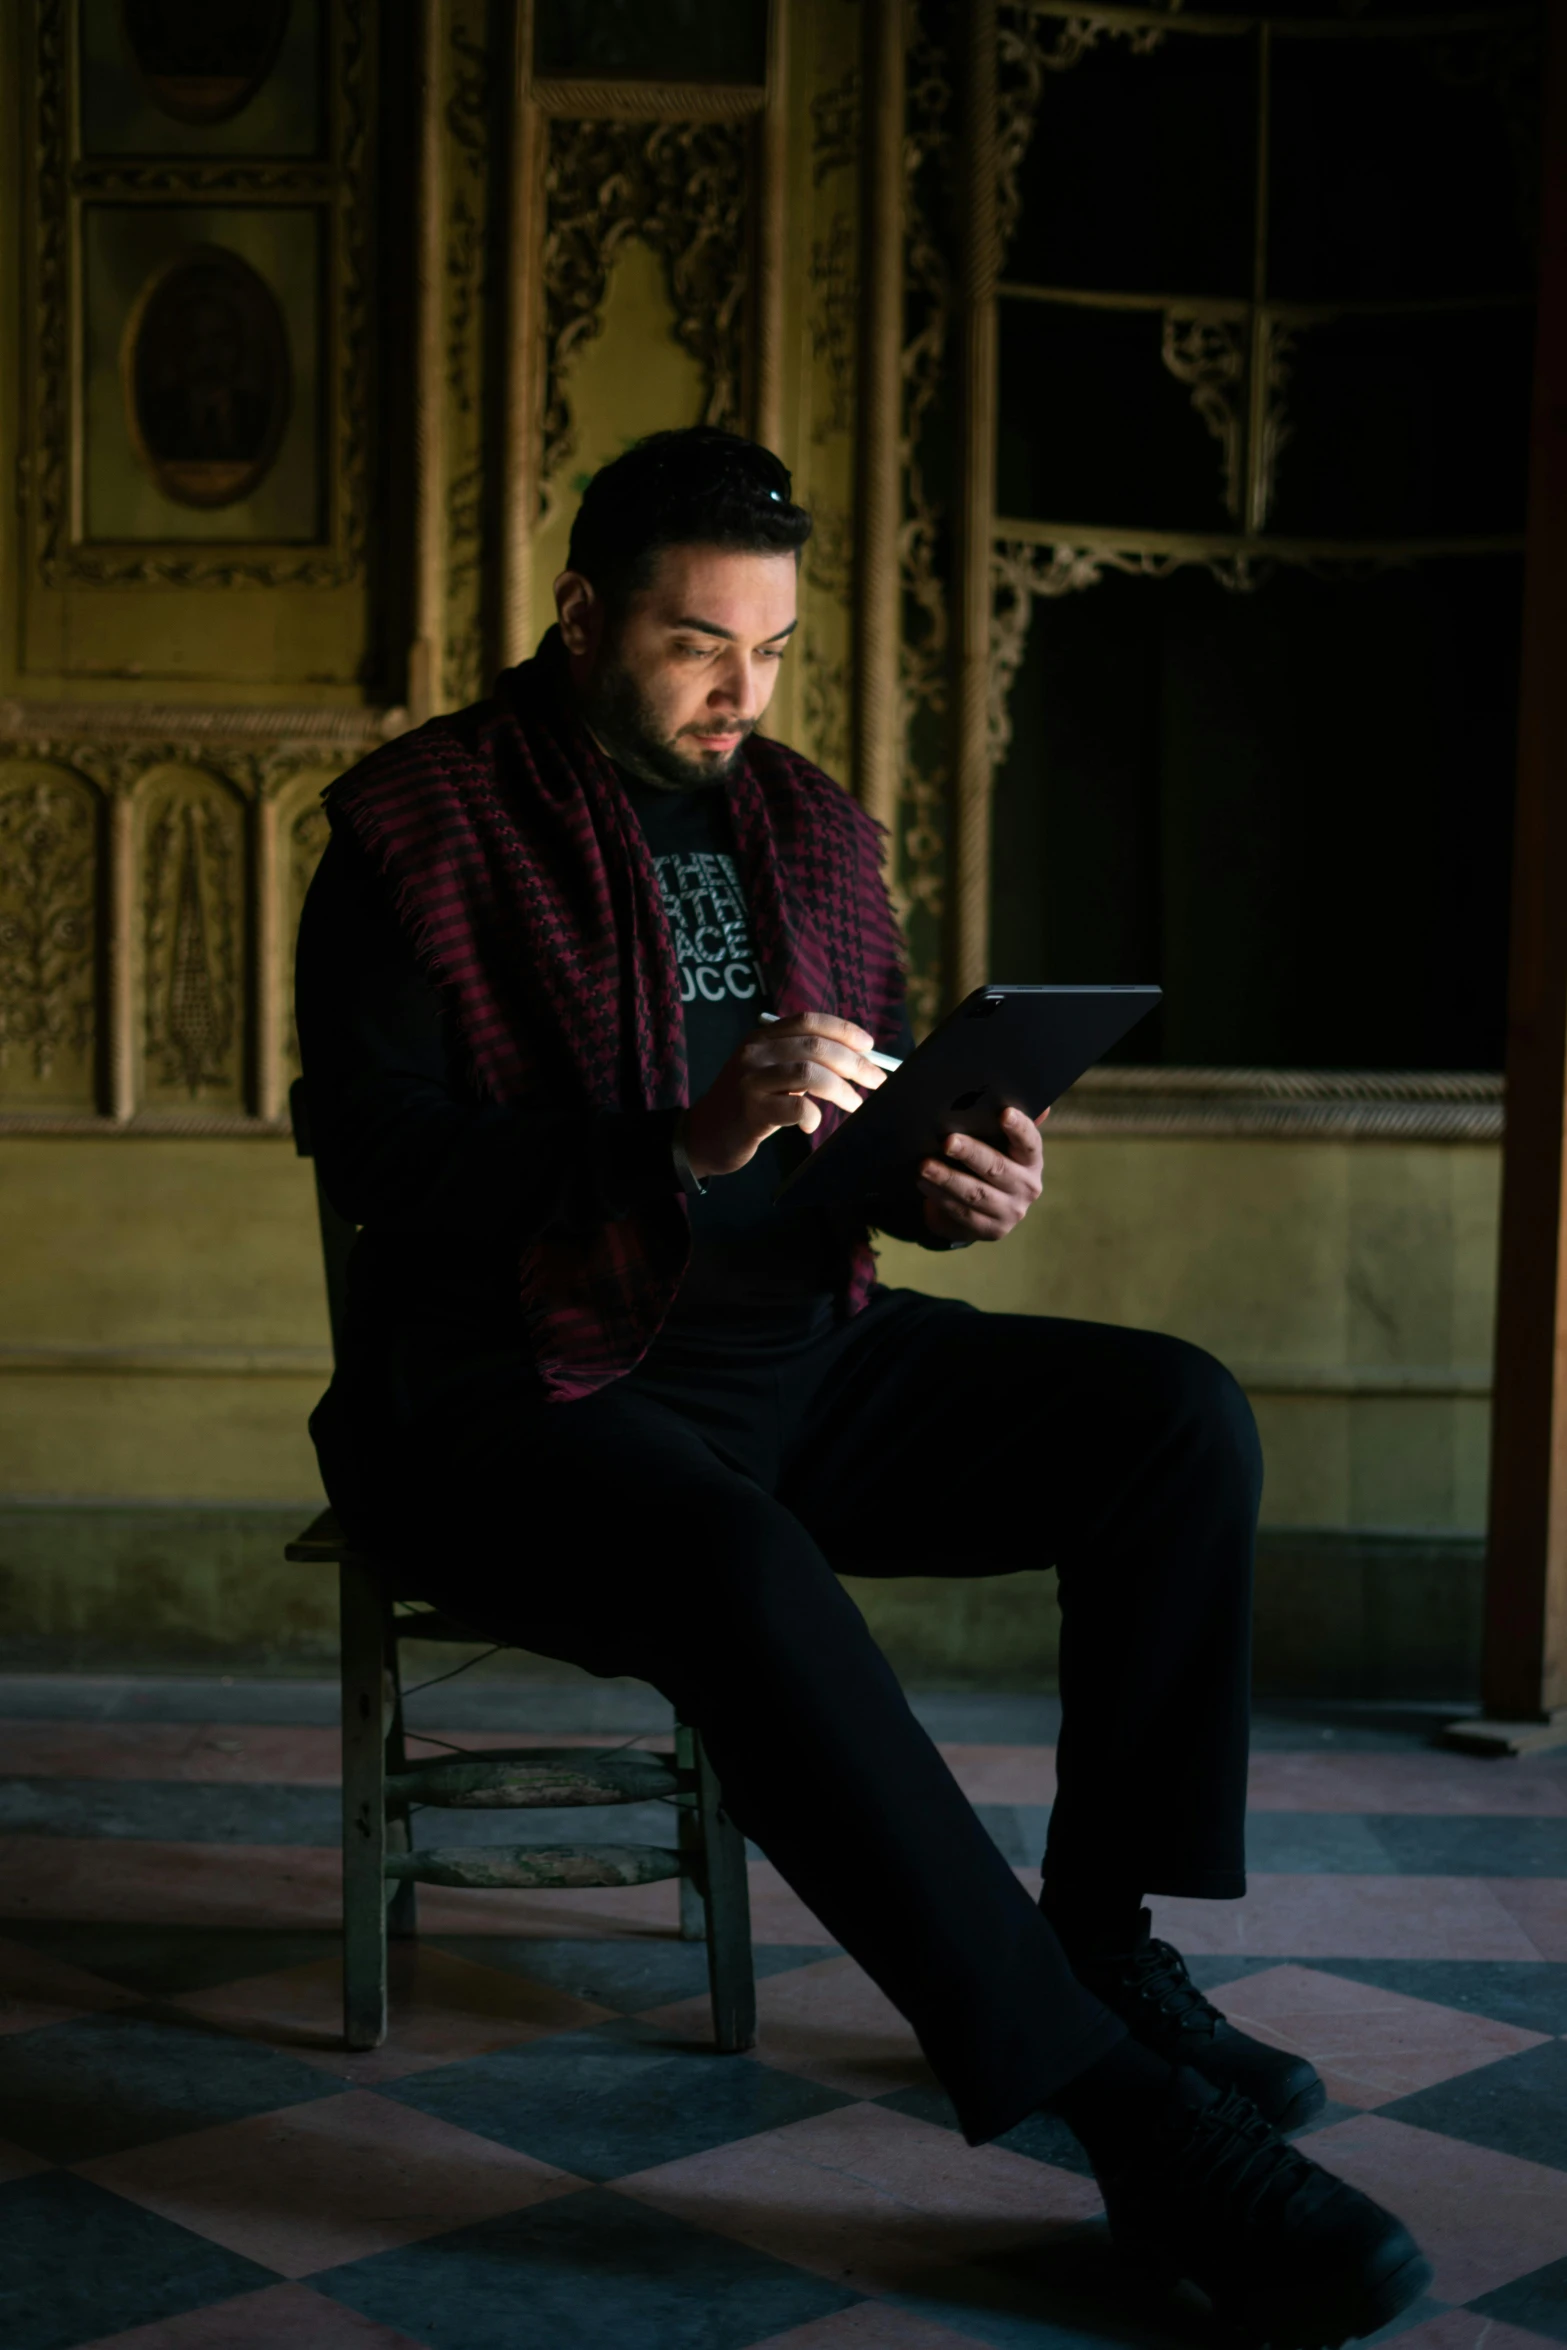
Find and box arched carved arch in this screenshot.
[135,765,248,1107]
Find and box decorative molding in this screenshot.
[0,717,391,811]
[284,796,332,1080]
[29,0,373,592]
[442,7,494,707]
[808,211,856,443]
[531,79,766,121]
[500,0,543,671]
[894,5,956,1029]
[1016,2,1533,44]
[952,0,1003,1007]
[0,1344,331,1377]
[1161,312,1246,521]
[754,0,790,453]
[0,771,98,1090]
[810,65,859,185]
[0,1111,292,1136]
[540,116,749,497]
[805,507,854,607]
[996,2,1049,257]
[852,0,907,847]
[409,0,448,722]
[0,703,403,751]
[798,637,851,781]
[70,162,337,195]
[143,786,242,1100]
[1025,8,1173,74]
[1050,1066,1505,1142]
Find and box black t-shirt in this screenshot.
[619,770,835,1307]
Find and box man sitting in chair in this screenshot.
[297,425,1428,2345]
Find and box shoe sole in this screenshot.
[1128,2242,1434,2349]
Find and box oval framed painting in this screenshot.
[119,0,293,126]
[123,247,292,511]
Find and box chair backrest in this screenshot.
[290,1077,356,1372]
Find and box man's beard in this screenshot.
[580,654,755,793]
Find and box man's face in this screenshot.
[558,543,798,791]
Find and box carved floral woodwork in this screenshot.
[143,780,244,1102]
[810,64,859,185]
[1160,314,1247,523]
[442,6,493,706]
[0,770,98,1097]
[284,796,333,1079]
[0,707,389,1125]
[896,3,956,1026]
[540,116,750,502]
[809,211,857,444]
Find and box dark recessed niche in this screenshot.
[1266,309,1534,541]
[1004,31,1256,298]
[535,0,767,82]
[989,560,1521,1072]
[999,302,1243,534]
[1269,32,1537,303]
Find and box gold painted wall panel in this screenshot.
[0,1129,1501,1527]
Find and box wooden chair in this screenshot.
[285,1079,756,2053]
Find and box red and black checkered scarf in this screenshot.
[328,629,907,1401]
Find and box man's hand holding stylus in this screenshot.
[917,1107,1048,1243]
[682,1012,887,1180]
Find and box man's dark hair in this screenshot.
[566,425,813,616]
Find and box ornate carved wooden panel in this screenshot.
[282,786,333,1081]
[0,765,100,1110]
[540,116,751,504]
[141,771,246,1106]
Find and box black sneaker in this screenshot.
[1071,1912,1325,2132]
[1099,2068,1431,2348]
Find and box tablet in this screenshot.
[774,983,1161,1210]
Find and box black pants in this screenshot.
[366,1287,1262,2144]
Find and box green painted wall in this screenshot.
[0,1129,1497,1688]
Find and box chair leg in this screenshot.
[676,1724,706,1942]
[383,1629,418,1942]
[685,1722,756,2054]
[340,1555,389,2049]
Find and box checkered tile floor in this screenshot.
[4,1676,1567,2350]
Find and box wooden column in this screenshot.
[1451,0,1567,1755]
[753,0,789,453]
[499,0,541,671]
[852,0,905,835]
[407,0,446,724]
[250,790,282,1125]
[949,0,999,1007]
[104,790,136,1122]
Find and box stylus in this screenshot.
[759,1011,902,1074]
